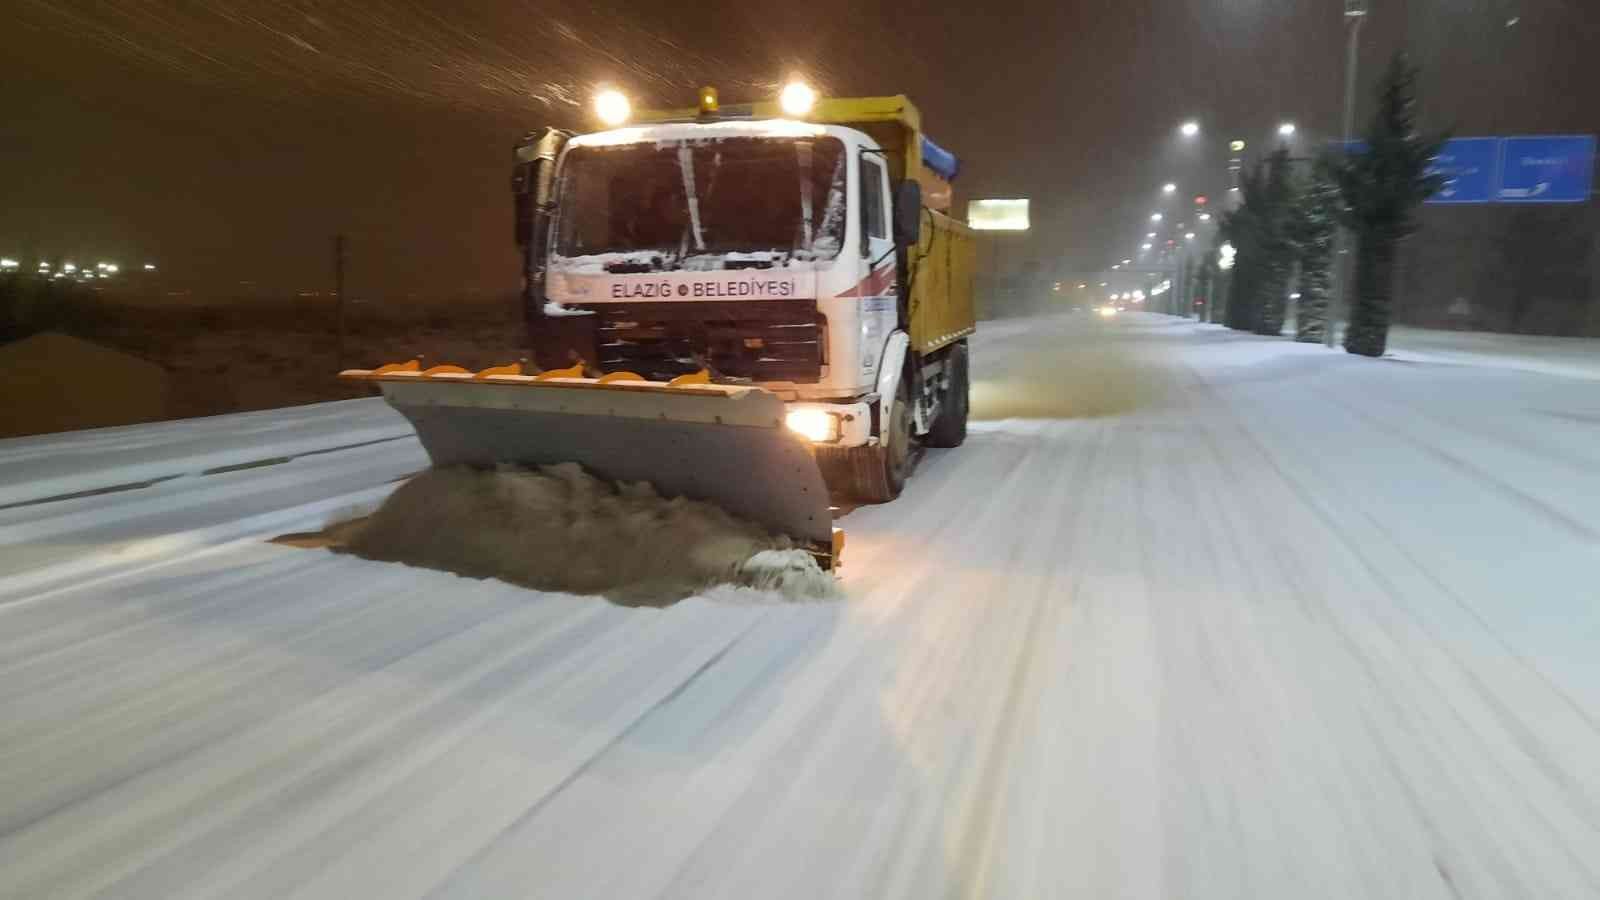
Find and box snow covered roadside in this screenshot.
[1384,325,1600,382]
[0,397,412,508]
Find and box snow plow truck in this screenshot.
[342,85,977,570]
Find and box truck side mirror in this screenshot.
[511,128,568,247]
[894,180,923,247]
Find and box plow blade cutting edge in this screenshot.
[341,364,841,568]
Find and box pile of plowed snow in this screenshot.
[342,463,839,606]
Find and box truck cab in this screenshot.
[513,90,975,500]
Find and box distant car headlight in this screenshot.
[785,409,840,443]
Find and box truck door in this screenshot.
[857,153,897,381]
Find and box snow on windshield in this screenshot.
[552,136,847,272]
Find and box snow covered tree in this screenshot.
[1253,148,1297,337]
[1220,149,1297,335]
[1191,247,1219,323]
[1219,170,1264,332]
[1329,53,1447,357]
[1289,160,1340,343]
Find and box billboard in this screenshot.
[967,198,1030,231]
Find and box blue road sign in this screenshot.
[1426,138,1499,204]
[1496,136,1596,203]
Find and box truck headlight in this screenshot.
[594,89,631,126]
[786,409,839,443]
[779,81,817,117]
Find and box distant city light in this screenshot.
[1112,264,1122,270]
[63,262,77,272]
[1230,139,1246,153]
[102,263,119,274]
[1146,231,1157,238]
[1199,212,1212,222]
[1162,182,1177,194]
[1141,243,1153,250]
[1150,213,1164,222]
[1077,283,1087,289]
[1185,232,1196,240]
[1122,258,1132,265]
[0,258,17,269]
[1290,292,1302,300]
[1099,282,1108,287]
[1179,121,1200,138]
[1278,122,1297,137]
[143,263,156,271]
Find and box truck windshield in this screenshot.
[553,136,847,269]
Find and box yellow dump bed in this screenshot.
[908,211,977,354]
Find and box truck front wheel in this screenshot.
[818,376,913,503]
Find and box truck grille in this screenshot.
[590,301,825,384]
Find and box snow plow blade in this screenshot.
[341,362,841,568]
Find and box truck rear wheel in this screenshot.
[925,342,968,448]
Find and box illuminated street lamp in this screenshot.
[1141,243,1153,251]
[1198,212,1212,222]
[0,258,17,270]
[1179,120,1200,138]
[1150,213,1163,222]
[1278,122,1297,137]
[1162,182,1177,194]
[1185,232,1196,240]
[143,263,156,271]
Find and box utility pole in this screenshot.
[334,234,348,369]
[1329,0,1368,347]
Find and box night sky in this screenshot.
[4,1,1595,300]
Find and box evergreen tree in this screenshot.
[1254,148,1297,336]
[1219,166,1265,332]
[1329,53,1447,357]
[1289,160,1341,343]
[1220,150,1297,334]
[1191,248,1219,323]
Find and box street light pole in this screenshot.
[1328,0,1367,348]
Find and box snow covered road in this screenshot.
[2,312,1597,898]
